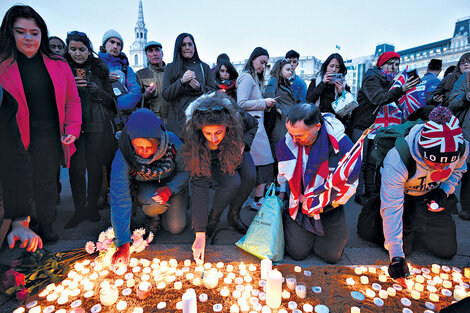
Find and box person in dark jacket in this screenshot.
[183,93,257,263]
[162,33,216,137]
[136,41,169,124]
[285,50,307,103]
[306,53,351,126]
[214,59,238,101]
[350,51,420,204]
[110,109,189,268]
[64,31,116,229]
[0,85,42,252]
[264,58,296,147]
[427,53,470,107]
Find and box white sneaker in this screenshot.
[250,197,264,211]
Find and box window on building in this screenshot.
[135,55,138,66]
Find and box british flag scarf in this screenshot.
[276,121,339,235]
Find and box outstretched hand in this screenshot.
[192,232,206,264]
[8,220,43,252]
[111,242,130,271]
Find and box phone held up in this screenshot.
[406,69,421,82]
[331,73,344,83]
[75,68,87,80]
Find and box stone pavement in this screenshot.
[0,168,469,309]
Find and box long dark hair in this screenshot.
[320,53,347,77]
[183,93,244,177]
[270,59,291,86]
[168,33,201,80]
[0,5,59,63]
[243,47,269,84]
[214,59,238,82]
[445,52,470,90]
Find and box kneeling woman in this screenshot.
[183,93,257,262]
[111,109,189,267]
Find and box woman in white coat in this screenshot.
[236,47,276,210]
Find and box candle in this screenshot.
[199,293,208,302]
[132,266,141,273]
[239,269,248,276]
[433,276,443,284]
[429,293,439,302]
[304,270,312,277]
[249,265,257,272]
[312,286,322,293]
[411,290,420,300]
[443,280,453,289]
[213,304,223,312]
[372,283,381,291]
[351,307,360,313]
[441,273,450,280]
[294,266,302,273]
[136,282,151,300]
[454,286,468,301]
[427,285,437,293]
[57,296,68,305]
[261,306,271,313]
[230,304,240,313]
[244,275,252,283]
[235,277,244,285]
[43,306,54,313]
[378,289,388,299]
[227,264,234,272]
[303,304,313,313]
[122,288,131,296]
[116,300,127,311]
[378,275,387,282]
[261,259,272,280]
[266,270,282,309]
[220,287,230,297]
[157,302,166,310]
[39,289,49,298]
[203,269,219,289]
[295,285,306,299]
[365,289,375,298]
[182,289,197,313]
[414,283,424,292]
[464,267,470,278]
[386,287,396,297]
[401,298,411,307]
[233,290,242,299]
[432,264,440,274]
[186,273,194,280]
[368,267,377,274]
[373,297,384,307]
[174,282,182,290]
[192,278,201,286]
[157,282,166,290]
[345,277,355,286]
[288,301,297,310]
[133,307,144,313]
[28,308,41,313]
[184,259,191,267]
[126,279,135,288]
[354,267,362,275]
[360,276,369,284]
[393,284,403,291]
[442,289,452,297]
[281,290,290,299]
[224,277,232,284]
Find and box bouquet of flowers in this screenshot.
[84,227,154,258]
[0,248,92,302]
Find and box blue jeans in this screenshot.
[137,181,188,234]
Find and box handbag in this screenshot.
[331,91,359,118]
[236,183,285,263]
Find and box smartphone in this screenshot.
[331,73,344,82]
[407,69,420,81]
[75,68,86,80]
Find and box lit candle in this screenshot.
[427,285,437,293]
[266,270,282,309]
[57,296,68,305]
[39,289,49,298]
[127,278,135,288]
[230,304,240,313]
[249,265,256,272]
[136,282,151,300]
[235,277,244,285]
[288,301,297,310]
[115,279,124,287]
[372,283,381,291]
[233,290,242,299]
[429,293,439,302]
[368,267,376,274]
[442,289,452,297]
[281,290,290,299]
[365,289,375,298]
[465,267,470,278]
[378,275,387,282]
[260,259,272,280]
[378,290,388,299]
[432,264,440,274]
[239,269,247,276]
[411,290,420,300]
[132,266,141,273]
[186,273,194,280]
[165,275,176,284]
[28,308,41,313]
[157,282,166,290]
[199,293,208,302]
[351,307,360,313]
[174,282,182,290]
[373,297,384,307]
[393,284,403,291]
[122,288,131,296]
[443,280,453,289]
[228,272,236,280]
[414,283,424,292]
[294,266,302,273]
[304,270,312,277]
[116,300,127,311]
[192,278,201,286]
[224,277,232,284]
[84,290,94,298]
[454,285,468,301]
[220,287,230,297]
[360,276,369,284]
[440,273,450,280]
[184,259,191,267]
[91,304,102,313]
[295,285,306,299]
[89,273,98,281]
[312,286,322,294]
[303,304,313,313]
[169,259,178,268]
[227,265,234,272]
[354,267,362,275]
[386,287,396,297]
[345,278,355,286]
[133,307,144,313]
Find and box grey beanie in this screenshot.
[102,29,124,47]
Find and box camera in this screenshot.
[331,73,344,82]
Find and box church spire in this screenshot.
[130,0,148,69]
[136,0,145,28]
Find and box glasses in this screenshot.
[67,31,87,38]
[195,106,228,114]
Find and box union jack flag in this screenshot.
[395,70,424,119]
[374,103,402,129]
[418,115,464,153]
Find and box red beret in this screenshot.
[376,51,401,67]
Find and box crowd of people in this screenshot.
[2,5,470,281]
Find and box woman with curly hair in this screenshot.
[183,93,257,262]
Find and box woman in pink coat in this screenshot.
[0,5,82,242]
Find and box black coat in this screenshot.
[350,68,404,130]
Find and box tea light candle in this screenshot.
[28,308,41,313]
[442,289,452,297]
[261,259,272,280]
[136,282,151,300]
[372,283,381,291]
[99,270,109,277]
[176,270,184,277]
[244,275,252,283]
[365,289,375,298]
[295,285,306,299]
[441,273,450,280]
[157,282,166,290]
[165,275,176,284]
[393,284,403,291]
[433,276,443,284]
[427,285,437,293]
[378,275,387,282]
[429,293,439,302]
[360,276,369,284]
[351,307,360,313]
[57,296,68,305]
[186,273,194,280]
[239,269,248,276]
[230,304,240,313]
[199,293,208,302]
[312,286,322,294]
[116,300,127,311]
[235,277,244,285]
[401,298,411,307]
[414,283,424,292]
[378,290,388,299]
[127,278,135,288]
[227,264,234,272]
[303,304,313,313]
[192,277,201,286]
[249,265,257,272]
[387,287,396,297]
[278,289,289,299]
[213,304,223,312]
[294,266,302,273]
[39,289,49,298]
[411,290,420,300]
[132,266,141,273]
[224,277,232,284]
[464,267,470,278]
[288,301,298,310]
[345,277,355,286]
[368,267,377,274]
[252,289,260,297]
[70,288,80,297]
[354,267,362,275]
[176,301,183,310]
[432,264,440,274]
[183,259,191,267]
[89,273,98,280]
[232,290,241,299]
[43,306,54,313]
[90,304,102,313]
[236,284,244,291]
[115,279,124,287]
[122,288,131,296]
[443,280,453,289]
[84,290,94,298]
[304,270,312,277]
[266,270,282,309]
[454,285,468,301]
[174,281,182,290]
[373,297,384,307]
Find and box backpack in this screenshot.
[371,119,424,178]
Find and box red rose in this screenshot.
[13,272,25,286]
[16,288,29,302]
[0,270,16,292]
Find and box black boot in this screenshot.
[227,208,248,234]
[459,210,470,220]
[38,224,59,243]
[206,211,221,239]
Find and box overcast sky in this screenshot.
[1,0,469,64]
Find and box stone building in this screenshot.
[129,0,148,71]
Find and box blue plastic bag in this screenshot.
[236,183,284,263]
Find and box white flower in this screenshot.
[105,227,115,240]
[133,228,146,238]
[98,231,107,243]
[147,232,154,244]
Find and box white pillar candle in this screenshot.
[295,285,306,299]
[266,270,282,309]
[182,289,197,313]
[260,259,272,280]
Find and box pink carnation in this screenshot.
[85,241,96,254]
